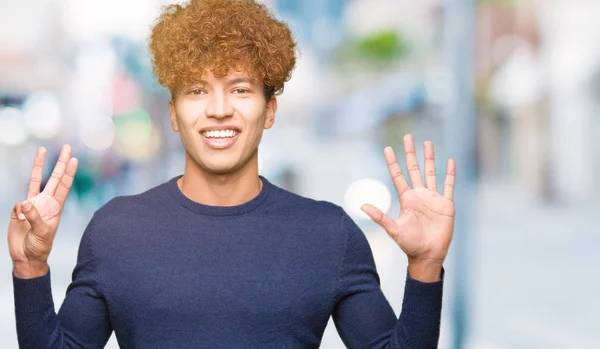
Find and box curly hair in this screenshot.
[149,0,297,100]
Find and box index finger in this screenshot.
[27,147,47,199]
[384,146,409,198]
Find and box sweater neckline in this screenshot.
[167,175,272,216]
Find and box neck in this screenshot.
[177,152,262,207]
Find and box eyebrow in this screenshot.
[189,77,256,88]
[226,77,254,86]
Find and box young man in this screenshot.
[9,0,456,348]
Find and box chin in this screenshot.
[200,157,244,175]
[205,165,239,175]
[190,148,256,176]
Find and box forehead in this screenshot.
[196,70,262,86]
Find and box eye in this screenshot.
[232,88,250,94]
[189,89,206,95]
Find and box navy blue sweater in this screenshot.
[13,176,443,348]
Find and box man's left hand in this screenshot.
[361,134,456,282]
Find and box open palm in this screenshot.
[8,145,78,265]
[362,134,456,265]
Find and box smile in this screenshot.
[200,128,241,150]
[201,129,239,138]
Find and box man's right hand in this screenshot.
[8,145,78,279]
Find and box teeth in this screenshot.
[202,130,238,138]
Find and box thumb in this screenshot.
[21,201,48,236]
[361,203,398,237]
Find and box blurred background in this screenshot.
[1,0,599,348]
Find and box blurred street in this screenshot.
[468,180,600,349]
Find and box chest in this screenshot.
[102,221,341,333]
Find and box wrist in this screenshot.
[407,258,443,283]
[13,260,49,279]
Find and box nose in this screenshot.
[205,92,234,119]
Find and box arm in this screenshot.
[9,145,112,348]
[13,218,112,349]
[336,134,456,348]
[332,213,443,349]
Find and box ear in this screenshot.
[264,97,277,130]
[168,99,179,132]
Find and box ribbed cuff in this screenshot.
[13,269,55,315]
[402,267,444,317]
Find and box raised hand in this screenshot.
[8,145,79,279]
[361,135,456,282]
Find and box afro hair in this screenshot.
[149,0,297,99]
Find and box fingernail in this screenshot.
[22,202,32,212]
[18,214,26,220]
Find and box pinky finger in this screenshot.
[361,204,398,237]
[443,158,456,200]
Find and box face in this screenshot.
[169,70,277,175]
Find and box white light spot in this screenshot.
[344,178,392,220]
[23,92,62,139]
[80,117,116,151]
[0,107,29,146]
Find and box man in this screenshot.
[8,0,456,348]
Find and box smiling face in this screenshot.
[169,70,277,176]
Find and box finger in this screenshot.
[423,141,437,192]
[384,146,409,198]
[43,144,72,196]
[12,202,27,221]
[27,147,47,199]
[21,201,47,236]
[361,204,398,236]
[443,158,456,200]
[54,158,79,207]
[403,134,424,188]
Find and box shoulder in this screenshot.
[267,183,347,220]
[268,184,376,278]
[268,183,372,244]
[88,179,173,231]
[265,182,362,237]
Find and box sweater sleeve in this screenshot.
[331,211,443,349]
[12,217,113,349]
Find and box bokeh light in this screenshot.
[114,108,161,160]
[0,107,28,146]
[344,178,392,219]
[79,116,116,151]
[22,92,62,139]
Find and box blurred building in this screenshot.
[476,0,600,204]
